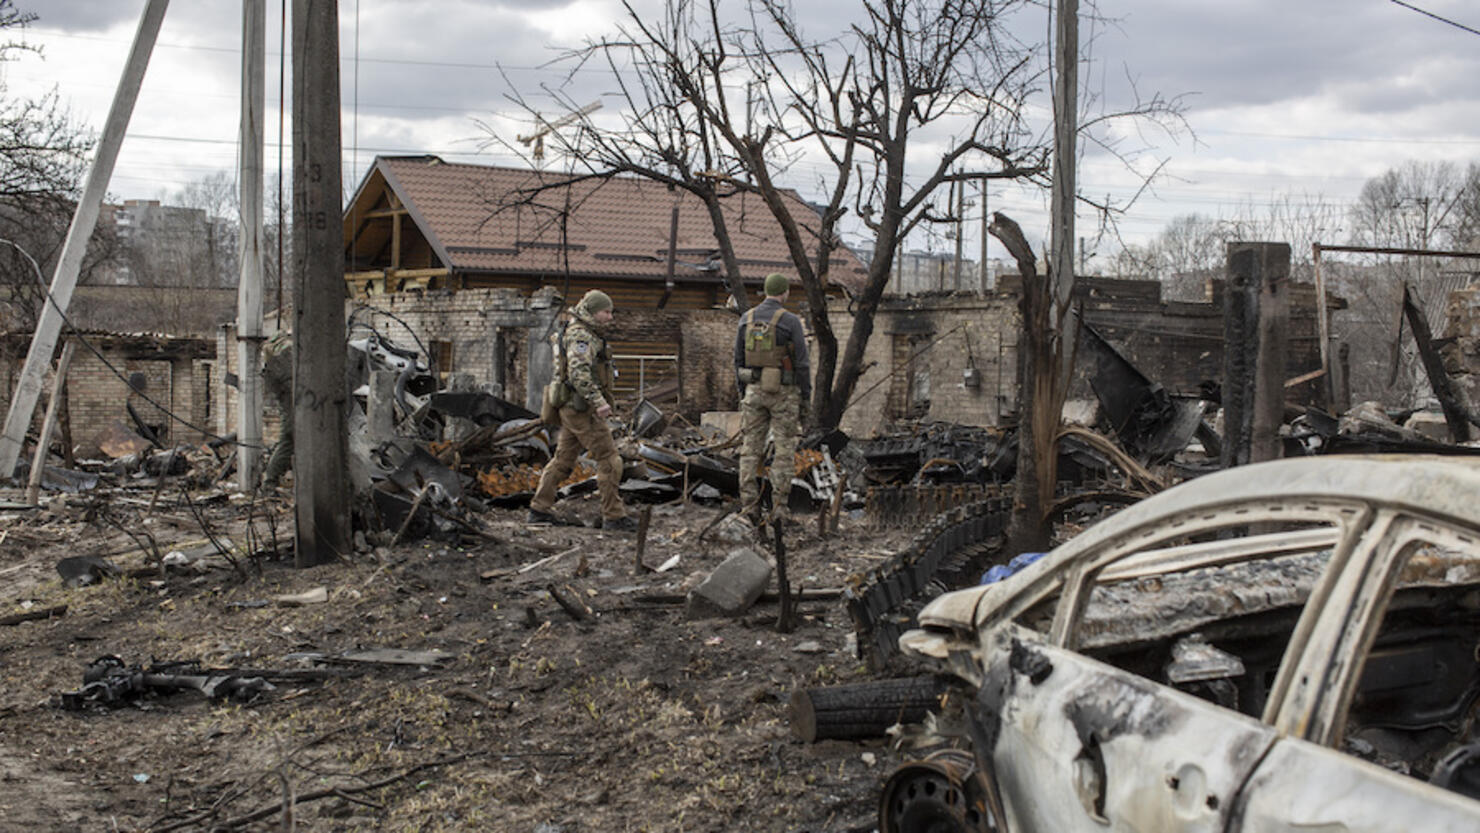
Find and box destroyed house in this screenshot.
[829,275,1340,438]
[0,330,216,457]
[341,155,867,412]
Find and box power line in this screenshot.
[1389,0,1480,37]
[1193,126,1480,146]
[0,238,260,452]
[12,73,527,116]
[27,27,615,74]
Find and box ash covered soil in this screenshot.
[0,490,918,832]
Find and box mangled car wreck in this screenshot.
[885,456,1480,832]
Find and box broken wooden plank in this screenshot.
[333,649,453,667]
[547,583,593,622]
[517,545,581,575]
[1404,282,1474,443]
[0,603,67,626]
[634,506,652,574]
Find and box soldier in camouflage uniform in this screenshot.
[528,290,635,531]
[735,273,810,519]
[261,329,294,489]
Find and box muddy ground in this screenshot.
[0,485,921,832]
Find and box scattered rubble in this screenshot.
[7,323,1480,831]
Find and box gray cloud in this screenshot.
[21,0,140,33]
[1094,0,1480,118]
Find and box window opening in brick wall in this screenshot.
[201,361,213,423]
[125,359,172,444]
[428,340,454,378]
[887,333,932,420]
[491,329,507,399]
[610,340,680,405]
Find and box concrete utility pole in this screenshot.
[236,0,266,492]
[1048,0,1080,379]
[0,0,169,479]
[291,0,350,566]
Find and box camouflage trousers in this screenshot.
[738,385,801,511]
[530,406,626,521]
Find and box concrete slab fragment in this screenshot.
[685,547,772,620]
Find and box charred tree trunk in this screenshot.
[991,214,1053,555]
[700,191,750,314]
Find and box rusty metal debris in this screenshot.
[57,656,277,710]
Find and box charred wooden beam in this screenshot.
[1403,283,1473,443]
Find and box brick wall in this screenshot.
[822,275,1333,439]
[0,334,214,455]
[215,290,745,432]
[609,308,740,416]
[827,294,1021,438]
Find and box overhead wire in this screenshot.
[0,237,263,452]
[1388,0,1480,38]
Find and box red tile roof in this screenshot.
[351,156,866,290]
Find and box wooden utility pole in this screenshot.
[1049,0,1079,345]
[0,0,168,479]
[236,0,266,492]
[952,176,964,290]
[291,0,350,566]
[1221,242,1290,467]
[979,178,989,292]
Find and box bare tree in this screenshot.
[513,0,1182,431]
[1452,162,1480,252]
[0,0,118,331]
[173,170,240,288]
[1345,160,1469,407]
[511,0,1053,429]
[489,6,759,312]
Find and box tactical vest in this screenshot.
[742,307,790,369]
[553,318,615,411]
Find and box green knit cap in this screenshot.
[763,273,790,296]
[580,289,613,313]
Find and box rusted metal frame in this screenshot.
[1313,243,1331,403]
[1053,425,1165,495]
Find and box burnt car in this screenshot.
[886,456,1480,832]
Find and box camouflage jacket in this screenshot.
[262,330,293,410]
[559,313,614,411]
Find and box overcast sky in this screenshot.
[7,0,1480,263]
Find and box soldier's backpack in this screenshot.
[742,307,790,393]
